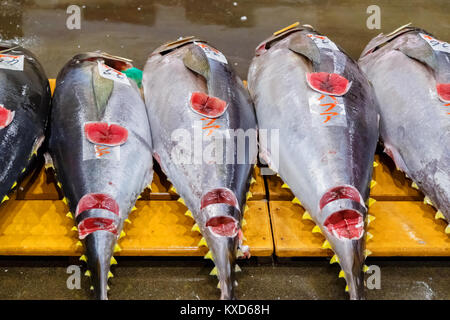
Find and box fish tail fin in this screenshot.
[335,239,366,300]
[84,231,116,300]
[208,237,239,300]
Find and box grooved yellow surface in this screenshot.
[270,201,449,257]
[266,154,424,201]
[0,199,272,256]
[19,165,266,201]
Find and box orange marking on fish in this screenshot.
[320,112,340,123]
[320,102,337,112]
[95,145,111,157]
[201,117,221,134]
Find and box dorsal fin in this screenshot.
[397,33,450,84]
[397,39,438,71]
[288,32,321,66]
[152,36,205,56]
[182,44,210,81]
[92,63,114,118]
[360,23,417,58]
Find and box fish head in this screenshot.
[71,51,134,71]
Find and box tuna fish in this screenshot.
[247,23,379,299]
[359,24,450,234]
[0,42,51,205]
[142,37,258,300]
[49,52,153,299]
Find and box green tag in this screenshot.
[123,67,143,88]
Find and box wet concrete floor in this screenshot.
[0,256,448,299]
[0,0,448,300]
[0,0,449,79]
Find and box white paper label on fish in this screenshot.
[307,34,339,51]
[97,61,131,86]
[194,42,228,64]
[0,54,24,71]
[419,33,450,54]
[308,93,347,127]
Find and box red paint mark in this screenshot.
[78,217,118,239]
[84,122,128,146]
[206,216,238,237]
[75,193,119,217]
[437,83,450,102]
[201,188,238,210]
[190,92,227,118]
[324,209,364,240]
[306,72,351,96]
[0,105,14,129]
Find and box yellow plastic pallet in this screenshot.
[17,166,266,201]
[266,154,423,201]
[0,199,273,256]
[269,200,449,257]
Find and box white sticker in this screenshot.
[308,93,347,127]
[194,42,228,64]
[307,34,339,51]
[419,33,450,54]
[97,61,130,86]
[0,54,24,71]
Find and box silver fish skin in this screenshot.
[359,26,450,231]
[248,26,379,299]
[49,52,153,299]
[143,38,257,300]
[0,42,51,201]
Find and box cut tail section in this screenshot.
[84,230,116,300]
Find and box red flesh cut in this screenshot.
[206,216,238,237]
[319,186,361,210]
[190,92,227,118]
[324,209,364,240]
[0,105,14,129]
[78,217,118,239]
[306,72,351,96]
[75,193,119,217]
[319,186,364,240]
[84,122,128,146]
[201,188,238,210]
[436,83,450,102]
